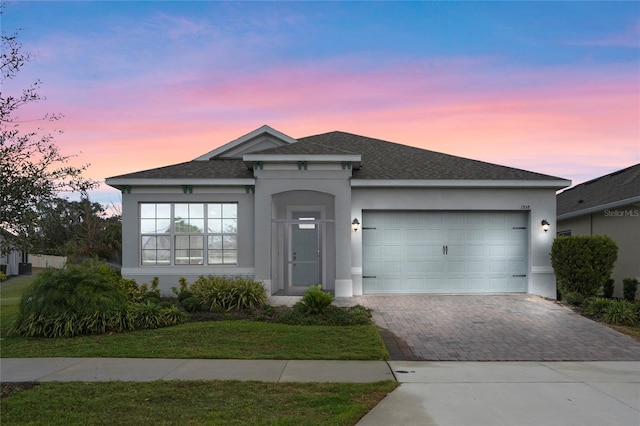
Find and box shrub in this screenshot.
[16,263,128,320]
[187,275,267,311]
[623,278,639,302]
[299,285,334,315]
[551,236,618,298]
[278,304,372,326]
[129,301,163,329]
[601,299,638,326]
[584,297,614,318]
[562,292,585,306]
[181,296,202,312]
[233,277,268,310]
[9,262,185,337]
[602,279,615,299]
[160,305,188,325]
[119,276,162,303]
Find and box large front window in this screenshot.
[140,203,237,266]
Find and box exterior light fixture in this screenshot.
[352,218,360,232]
[541,219,550,232]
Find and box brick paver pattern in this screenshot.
[352,295,640,361]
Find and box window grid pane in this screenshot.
[141,202,237,266]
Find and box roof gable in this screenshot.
[193,125,298,161]
[106,127,570,188]
[557,163,640,217]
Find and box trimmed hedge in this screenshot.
[551,235,618,299]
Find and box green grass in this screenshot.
[0,273,34,336]
[1,380,399,425]
[1,320,389,359]
[0,271,389,360]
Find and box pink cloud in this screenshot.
[11,54,638,201]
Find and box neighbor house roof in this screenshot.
[107,129,567,184]
[557,163,640,219]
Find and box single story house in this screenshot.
[0,229,23,277]
[557,164,640,298]
[106,125,570,299]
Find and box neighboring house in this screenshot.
[557,164,640,297]
[0,229,22,277]
[106,125,570,299]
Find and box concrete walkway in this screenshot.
[0,358,393,383]
[2,358,639,426]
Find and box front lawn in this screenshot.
[1,380,399,425]
[1,320,388,359]
[0,272,389,360]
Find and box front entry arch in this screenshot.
[271,191,335,296]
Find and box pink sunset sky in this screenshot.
[3,2,639,210]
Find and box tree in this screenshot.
[31,197,122,263]
[0,8,96,252]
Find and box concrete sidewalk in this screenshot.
[0,358,393,383]
[2,358,639,426]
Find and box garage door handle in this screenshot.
[443,245,448,255]
[513,274,526,277]
[362,275,377,279]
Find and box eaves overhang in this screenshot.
[105,178,256,188]
[352,179,571,189]
[557,195,640,221]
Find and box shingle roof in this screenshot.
[557,163,640,216]
[108,130,565,182]
[297,131,563,180]
[254,139,359,156]
[108,159,253,180]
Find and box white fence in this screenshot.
[29,254,67,269]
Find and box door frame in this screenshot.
[285,205,327,291]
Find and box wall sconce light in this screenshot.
[352,218,360,232]
[541,219,550,232]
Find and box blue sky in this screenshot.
[3,1,639,209]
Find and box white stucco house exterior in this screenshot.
[0,229,23,277]
[106,125,570,299]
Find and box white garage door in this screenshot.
[362,211,528,294]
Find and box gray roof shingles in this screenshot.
[108,130,565,182]
[108,159,253,180]
[557,163,640,216]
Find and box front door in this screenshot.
[288,212,321,289]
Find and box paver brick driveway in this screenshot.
[352,295,640,361]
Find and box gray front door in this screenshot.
[289,212,321,287]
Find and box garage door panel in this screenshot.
[448,229,465,241]
[363,211,527,294]
[467,229,484,241]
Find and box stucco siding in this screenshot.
[558,203,640,298]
